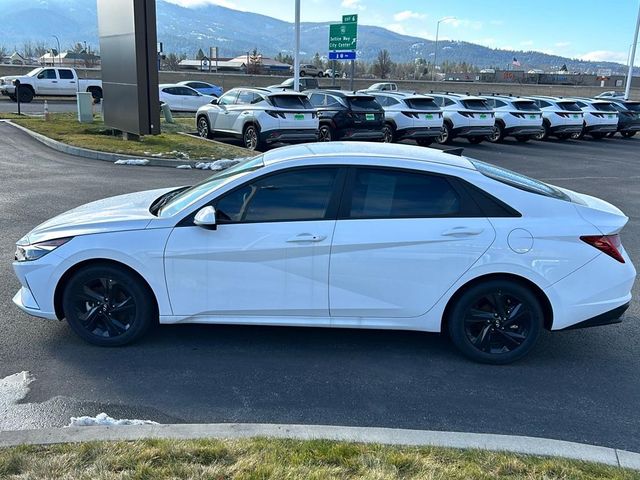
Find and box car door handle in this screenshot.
[441,227,484,237]
[286,234,327,243]
[52,80,58,83]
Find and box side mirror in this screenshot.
[194,206,217,230]
[210,98,218,105]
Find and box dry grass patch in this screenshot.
[1,437,638,480]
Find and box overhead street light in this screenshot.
[624,3,640,100]
[433,16,456,81]
[294,0,300,92]
[51,34,61,66]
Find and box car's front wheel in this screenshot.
[382,124,395,143]
[243,124,262,150]
[318,124,334,142]
[447,280,543,364]
[436,123,452,144]
[62,264,155,346]
[197,116,213,139]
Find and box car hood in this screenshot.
[20,187,175,245]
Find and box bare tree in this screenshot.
[22,41,34,59]
[0,45,7,61]
[33,41,48,58]
[372,49,393,79]
[162,52,186,71]
[70,42,85,53]
[247,48,262,74]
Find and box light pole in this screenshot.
[51,34,61,66]
[293,0,300,92]
[432,16,455,81]
[624,2,640,100]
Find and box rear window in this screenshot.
[269,95,313,109]
[513,101,540,111]
[556,101,582,112]
[461,99,491,111]
[622,102,640,112]
[348,96,381,110]
[593,103,617,112]
[470,159,571,202]
[405,98,439,110]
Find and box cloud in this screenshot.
[393,10,426,22]
[448,18,483,30]
[386,23,407,35]
[341,0,365,11]
[579,50,628,64]
[162,0,236,7]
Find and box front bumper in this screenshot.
[397,126,443,140]
[12,287,57,320]
[453,126,495,138]
[261,129,318,145]
[504,126,544,137]
[1,85,15,96]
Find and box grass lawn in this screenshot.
[1,437,638,480]
[0,113,251,161]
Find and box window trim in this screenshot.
[337,166,487,220]
[178,165,349,227]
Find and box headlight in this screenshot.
[15,238,72,262]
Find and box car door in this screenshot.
[164,166,346,318]
[223,89,255,132]
[210,90,238,131]
[175,86,202,112]
[160,87,181,111]
[35,68,58,95]
[329,166,495,320]
[57,69,77,95]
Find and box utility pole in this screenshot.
[52,34,61,66]
[625,2,640,100]
[294,0,300,92]
[432,17,455,81]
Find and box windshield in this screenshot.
[158,155,265,217]
[26,68,43,77]
[470,159,571,202]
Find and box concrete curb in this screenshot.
[0,423,639,470]
[3,120,199,168]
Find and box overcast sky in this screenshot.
[163,0,640,65]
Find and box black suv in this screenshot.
[307,90,385,141]
[605,98,640,138]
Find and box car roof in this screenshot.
[229,87,306,96]
[261,142,476,171]
[428,92,487,101]
[309,89,374,98]
[479,94,533,102]
[566,97,612,104]
[178,80,211,85]
[366,91,435,100]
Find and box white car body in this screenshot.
[428,93,495,143]
[479,95,543,141]
[159,84,216,112]
[196,88,318,149]
[13,143,635,362]
[569,98,619,137]
[368,82,398,92]
[363,91,444,143]
[526,96,584,138]
[0,67,102,101]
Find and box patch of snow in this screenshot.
[0,371,34,410]
[169,150,190,159]
[176,164,192,169]
[114,159,150,166]
[68,412,159,427]
[195,158,241,171]
[151,153,164,157]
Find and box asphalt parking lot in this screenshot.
[0,122,639,451]
[0,97,101,115]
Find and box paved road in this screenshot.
[0,122,639,451]
[0,97,102,115]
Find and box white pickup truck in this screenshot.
[0,67,102,103]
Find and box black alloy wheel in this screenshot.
[448,280,543,364]
[318,125,333,142]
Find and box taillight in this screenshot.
[266,111,286,119]
[459,111,474,118]
[580,234,625,263]
[402,111,418,118]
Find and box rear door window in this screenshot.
[270,95,313,109]
[348,96,381,110]
[593,103,617,112]
[557,101,582,112]
[58,69,74,80]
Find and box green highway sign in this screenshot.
[342,14,358,24]
[329,23,357,51]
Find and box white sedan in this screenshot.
[13,143,635,364]
[159,83,216,112]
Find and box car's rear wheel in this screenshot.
[197,116,213,139]
[382,124,395,143]
[243,124,262,150]
[621,131,636,138]
[447,280,543,364]
[62,264,155,346]
[571,125,585,140]
[534,122,549,141]
[487,123,504,143]
[436,123,452,144]
[318,124,334,142]
[467,136,484,144]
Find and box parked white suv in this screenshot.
[291,64,323,77]
[428,93,495,144]
[568,98,619,139]
[364,91,443,146]
[196,87,319,150]
[479,94,543,143]
[526,96,584,140]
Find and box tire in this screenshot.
[606,132,616,138]
[436,122,453,144]
[88,87,103,104]
[571,125,585,140]
[515,135,530,142]
[487,123,504,143]
[591,132,607,140]
[534,122,550,141]
[8,95,16,102]
[447,280,544,364]
[197,115,213,139]
[382,124,395,143]
[317,72,323,78]
[17,87,34,103]
[318,124,334,142]
[62,263,155,346]
[417,138,433,147]
[243,124,262,151]
[621,131,636,138]
[467,136,484,144]
[300,71,306,77]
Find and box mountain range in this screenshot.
[0,0,635,74]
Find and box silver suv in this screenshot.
[427,92,495,144]
[479,94,544,143]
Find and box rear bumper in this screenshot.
[619,122,640,133]
[585,124,618,133]
[397,126,443,140]
[337,128,385,141]
[453,125,495,138]
[550,124,584,134]
[559,302,629,330]
[504,126,544,137]
[261,129,318,145]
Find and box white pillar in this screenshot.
[294,0,301,92]
[625,2,640,100]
